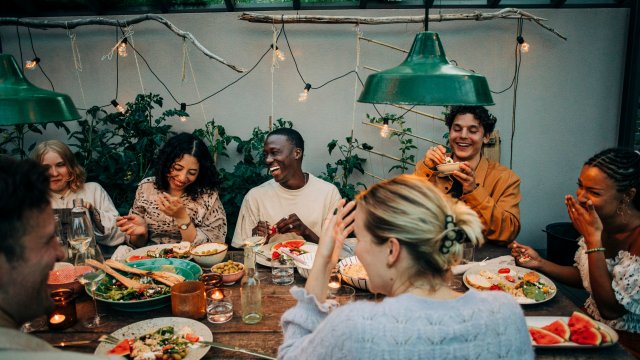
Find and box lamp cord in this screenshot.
[27,27,55,91]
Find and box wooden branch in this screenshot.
[239,8,566,40]
[0,14,246,73]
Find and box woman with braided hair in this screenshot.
[511,148,640,357]
[279,175,533,360]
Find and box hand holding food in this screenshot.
[423,145,448,169]
[252,220,271,238]
[565,195,603,247]
[276,213,309,236]
[117,214,148,237]
[157,192,188,219]
[509,241,544,270]
[452,162,478,194]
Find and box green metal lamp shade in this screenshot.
[358,32,494,106]
[0,54,81,126]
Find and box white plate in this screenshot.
[255,242,318,267]
[462,264,557,304]
[95,317,212,359]
[118,243,192,262]
[526,316,618,348]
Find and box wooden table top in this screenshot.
[33,247,634,359]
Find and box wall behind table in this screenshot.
[0,8,628,249]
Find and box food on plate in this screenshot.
[95,273,171,302]
[444,156,454,164]
[528,327,565,345]
[173,242,192,257]
[190,242,226,256]
[464,267,555,303]
[342,262,369,279]
[145,244,190,259]
[271,240,308,260]
[107,326,200,360]
[212,260,243,275]
[126,255,151,263]
[529,312,613,346]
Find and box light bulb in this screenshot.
[276,49,285,61]
[118,39,128,57]
[111,100,125,114]
[380,123,391,138]
[520,42,530,53]
[25,57,40,70]
[298,83,312,103]
[179,103,188,122]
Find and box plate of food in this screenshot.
[255,239,317,267]
[90,258,202,311]
[338,256,369,291]
[95,317,212,359]
[463,264,556,304]
[121,242,192,262]
[527,312,618,348]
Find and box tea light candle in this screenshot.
[47,289,77,330]
[210,288,225,300]
[206,288,232,324]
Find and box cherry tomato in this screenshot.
[497,268,511,274]
[505,275,516,283]
[269,225,277,235]
[489,285,501,291]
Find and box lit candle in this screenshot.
[210,288,224,301]
[50,314,66,324]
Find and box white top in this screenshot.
[575,237,640,333]
[279,287,534,360]
[50,182,125,248]
[231,174,341,248]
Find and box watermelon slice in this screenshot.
[272,240,306,251]
[529,327,565,345]
[126,255,151,262]
[570,327,602,346]
[568,311,599,332]
[599,328,612,344]
[107,339,131,356]
[542,319,570,341]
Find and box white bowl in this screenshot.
[293,253,315,279]
[190,242,228,267]
[436,162,461,174]
[338,256,369,291]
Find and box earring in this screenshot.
[617,198,630,223]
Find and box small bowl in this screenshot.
[199,273,223,289]
[190,243,228,267]
[47,264,90,294]
[211,261,244,285]
[338,256,369,291]
[293,253,315,279]
[436,162,461,174]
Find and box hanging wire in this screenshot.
[16,26,24,72]
[115,27,120,101]
[67,24,87,109]
[27,27,55,91]
[509,18,524,169]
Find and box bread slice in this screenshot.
[466,274,493,290]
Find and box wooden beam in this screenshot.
[550,0,567,7]
[359,0,368,10]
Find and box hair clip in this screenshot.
[439,215,466,254]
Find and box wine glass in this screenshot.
[74,245,107,328]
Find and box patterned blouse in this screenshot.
[575,237,640,333]
[130,177,227,246]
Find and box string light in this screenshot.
[110,99,125,114]
[298,83,311,102]
[380,118,391,138]
[179,103,188,122]
[270,44,285,61]
[516,35,530,54]
[118,38,128,57]
[25,57,40,70]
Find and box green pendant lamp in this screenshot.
[358,31,494,106]
[0,54,81,125]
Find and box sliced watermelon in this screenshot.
[570,327,602,346]
[273,240,306,251]
[542,319,570,341]
[126,255,151,262]
[107,339,131,356]
[568,311,599,332]
[529,327,565,345]
[599,328,612,344]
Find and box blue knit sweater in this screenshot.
[279,287,534,360]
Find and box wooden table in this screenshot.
[34,247,634,359]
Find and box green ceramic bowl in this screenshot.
[89,258,203,312]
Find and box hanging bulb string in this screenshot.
[351,25,362,139]
[491,17,523,95]
[271,23,278,124]
[66,24,88,110]
[509,17,524,169]
[27,27,54,91]
[115,27,120,101]
[185,44,208,123]
[123,24,146,94]
[16,26,24,72]
[102,26,134,61]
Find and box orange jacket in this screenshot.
[415,156,521,243]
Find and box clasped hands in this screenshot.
[252,213,309,239]
[424,145,477,194]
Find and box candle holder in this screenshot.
[206,288,233,324]
[199,273,223,290]
[48,289,77,330]
[171,281,206,319]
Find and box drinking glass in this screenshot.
[206,288,233,324]
[328,267,341,296]
[74,245,106,328]
[171,281,206,319]
[462,243,475,264]
[271,255,295,285]
[333,285,356,305]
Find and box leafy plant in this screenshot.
[367,113,417,174]
[0,121,70,158]
[319,135,367,200]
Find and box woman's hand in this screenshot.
[316,200,356,267]
[116,214,147,237]
[509,241,544,270]
[422,145,448,169]
[157,192,188,220]
[565,196,603,248]
[452,162,478,194]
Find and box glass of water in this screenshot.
[271,255,295,285]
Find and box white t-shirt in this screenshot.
[231,174,341,248]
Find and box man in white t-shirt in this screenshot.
[231,128,341,248]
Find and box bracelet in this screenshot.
[585,247,606,254]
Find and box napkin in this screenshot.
[110,244,134,261]
[451,255,515,275]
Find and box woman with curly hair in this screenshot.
[31,140,124,256]
[414,106,521,244]
[117,133,227,247]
